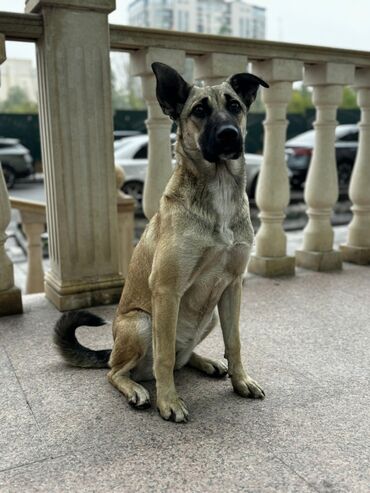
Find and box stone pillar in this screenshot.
[248,59,302,277]
[25,0,123,310]
[296,63,354,271]
[340,68,370,265]
[0,35,23,316]
[193,53,247,86]
[130,48,186,219]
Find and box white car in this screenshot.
[115,134,263,213]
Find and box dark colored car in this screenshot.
[0,138,34,189]
[286,124,358,190]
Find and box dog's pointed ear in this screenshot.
[151,62,192,120]
[228,73,269,109]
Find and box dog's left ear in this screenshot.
[228,73,269,110]
[151,62,192,120]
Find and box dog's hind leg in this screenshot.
[187,353,228,378]
[108,311,152,410]
[187,312,227,378]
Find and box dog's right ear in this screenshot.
[151,62,192,120]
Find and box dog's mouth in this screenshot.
[202,145,243,163]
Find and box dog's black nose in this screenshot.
[216,125,239,143]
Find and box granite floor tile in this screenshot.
[0,437,316,493]
[0,346,49,471]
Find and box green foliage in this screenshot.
[111,68,145,110]
[0,86,38,113]
[341,86,357,109]
[287,85,358,114]
[288,86,313,113]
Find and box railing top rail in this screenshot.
[9,197,46,215]
[0,12,43,42]
[1,12,370,68]
[110,24,370,68]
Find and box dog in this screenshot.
[54,62,269,423]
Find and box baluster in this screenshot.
[193,53,247,86]
[296,63,354,271]
[130,48,186,219]
[26,0,123,310]
[340,67,370,264]
[115,166,135,278]
[248,59,302,276]
[0,36,22,315]
[20,207,45,294]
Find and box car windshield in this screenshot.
[286,130,315,146]
[114,138,148,159]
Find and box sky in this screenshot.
[2,0,370,62]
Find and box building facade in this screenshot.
[0,58,38,103]
[129,0,266,39]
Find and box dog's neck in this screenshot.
[164,139,248,236]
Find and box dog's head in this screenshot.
[152,62,268,164]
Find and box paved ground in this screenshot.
[0,260,369,492]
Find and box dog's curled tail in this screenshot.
[53,310,111,368]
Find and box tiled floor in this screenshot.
[0,250,369,492]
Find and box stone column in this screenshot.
[0,35,23,316]
[248,59,302,277]
[130,48,186,219]
[193,53,247,86]
[25,0,123,310]
[340,68,370,265]
[296,63,354,271]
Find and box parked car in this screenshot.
[115,134,264,213]
[0,138,34,189]
[286,124,358,190]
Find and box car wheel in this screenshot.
[2,165,16,189]
[337,161,352,189]
[122,180,144,215]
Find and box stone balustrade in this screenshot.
[9,198,46,294]
[0,3,369,315]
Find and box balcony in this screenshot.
[0,1,369,491]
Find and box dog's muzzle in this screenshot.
[200,122,243,162]
[216,124,243,160]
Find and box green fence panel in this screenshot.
[0,113,41,162]
[0,109,362,167]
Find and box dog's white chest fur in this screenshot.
[211,167,236,244]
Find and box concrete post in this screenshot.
[0,35,23,316]
[130,48,186,219]
[248,59,302,277]
[296,63,354,271]
[193,53,247,86]
[340,67,370,265]
[25,0,123,310]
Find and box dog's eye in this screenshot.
[228,100,242,114]
[192,105,206,118]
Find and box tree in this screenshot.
[287,86,313,113]
[341,86,357,109]
[0,86,38,113]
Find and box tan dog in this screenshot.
[54,62,269,423]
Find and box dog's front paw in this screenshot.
[232,376,265,399]
[157,395,189,423]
